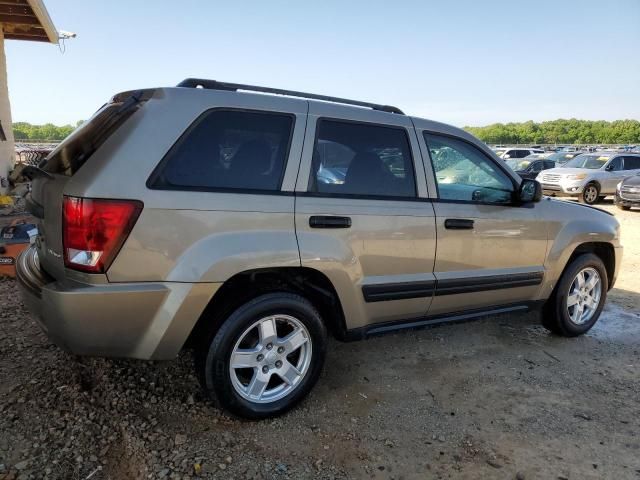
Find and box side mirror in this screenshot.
[518,179,542,203]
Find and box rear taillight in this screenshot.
[63,196,142,273]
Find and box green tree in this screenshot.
[12,121,83,141]
[464,119,640,145]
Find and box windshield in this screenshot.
[505,159,531,171]
[563,154,609,169]
[548,152,579,162]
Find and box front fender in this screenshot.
[540,199,621,296]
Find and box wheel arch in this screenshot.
[185,267,348,349]
[566,242,615,291]
[587,179,601,189]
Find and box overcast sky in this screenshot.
[6,0,640,127]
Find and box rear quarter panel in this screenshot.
[108,199,300,282]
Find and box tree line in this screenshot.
[12,119,640,145]
[464,119,640,145]
[13,121,83,142]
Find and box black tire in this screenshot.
[195,292,327,419]
[542,253,608,337]
[579,183,600,205]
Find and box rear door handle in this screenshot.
[309,216,352,229]
[444,218,474,230]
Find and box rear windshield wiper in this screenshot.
[22,165,54,180]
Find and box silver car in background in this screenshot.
[537,152,640,204]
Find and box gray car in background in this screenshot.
[17,80,622,418]
[537,152,640,204]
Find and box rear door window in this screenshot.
[150,110,294,192]
[309,120,416,198]
[623,156,640,169]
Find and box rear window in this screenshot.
[42,90,150,176]
[150,110,293,192]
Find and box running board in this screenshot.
[344,303,538,340]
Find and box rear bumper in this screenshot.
[16,245,219,360]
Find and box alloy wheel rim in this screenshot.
[566,267,601,325]
[229,314,312,404]
[585,186,597,203]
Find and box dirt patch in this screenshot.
[1,202,639,479]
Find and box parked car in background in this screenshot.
[493,147,545,160]
[523,153,553,160]
[17,79,623,419]
[547,151,583,166]
[615,174,640,210]
[506,157,556,180]
[538,152,640,204]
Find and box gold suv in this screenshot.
[17,79,622,418]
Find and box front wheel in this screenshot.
[579,183,600,205]
[196,292,327,419]
[542,253,608,336]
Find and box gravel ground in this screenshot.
[1,201,639,480]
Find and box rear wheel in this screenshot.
[579,183,600,205]
[542,253,607,336]
[196,292,327,419]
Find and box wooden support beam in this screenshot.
[0,1,30,6]
[0,13,39,25]
[5,32,48,41]
[0,4,33,16]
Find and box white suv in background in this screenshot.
[537,152,640,204]
[493,147,545,160]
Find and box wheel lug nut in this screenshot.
[277,346,285,354]
[266,343,273,350]
[262,366,269,374]
[257,354,264,361]
[275,360,282,368]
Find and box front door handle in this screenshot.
[444,218,474,230]
[309,216,352,229]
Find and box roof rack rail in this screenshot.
[176,78,405,115]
